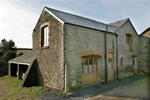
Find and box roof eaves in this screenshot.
[128,19,139,36]
[33,7,65,35]
[44,7,64,24]
[113,19,129,33]
[65,22,117,35]
[33,7,45,31]
[45,7,107,25]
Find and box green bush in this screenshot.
[118,65,133,79]
[0,61,8,75]
[18,52,23,56]
[2,50,16,62]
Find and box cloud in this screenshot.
[0,1,38,48]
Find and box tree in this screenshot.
[1,39,8,49]
[8,39,15,50]
[0,39,16,50]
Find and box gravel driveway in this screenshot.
[37,75,149,100]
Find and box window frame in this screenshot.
[40,22,50,48]
[82,57,98,74]
[126,34,131,51]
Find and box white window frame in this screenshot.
[43,26,49,47]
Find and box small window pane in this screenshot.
[84,59,88,74]
[84,59,88,65]
[89,59,93,73]
[89,65,93,73]
[89,59,92,65]
[94,59,97,72]
[84,65,88,74]
[44,26,48,46]
[108,59,112,70]
[46,27,49,46]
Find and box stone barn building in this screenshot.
[8,6,149,92]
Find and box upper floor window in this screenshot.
[120,57,124,67]
[41,26,49,47]
[126,34,132,51]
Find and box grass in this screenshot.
[0,75,44,100]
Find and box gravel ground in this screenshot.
[37,92,85,100]
[37,75,148,100]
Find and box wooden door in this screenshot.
[132,57,137,74]
[108,52,114,80]
[108,59,114,80]
[82,58,98,86]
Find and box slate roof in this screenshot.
[108,18,139,35]
[45,7,118,33]
[108,18,129,27]
[140,27,150,36]
[9,51,34,64]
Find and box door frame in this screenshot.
[108,52,114,80]
[82,57,99,86]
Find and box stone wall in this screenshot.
[139,36,150,71]
[64,24,116,90]
[106,33,116,81]
[32,10,64,91]
[115,20,139,78]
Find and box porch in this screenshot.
[8,52,35,80]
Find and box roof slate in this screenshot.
[45,7,118,33]
[9,51,34,64]
[140,27,150,36]
[108,18,129,27]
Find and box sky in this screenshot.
[0,0,150,48]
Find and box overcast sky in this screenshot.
[0,0,150,48]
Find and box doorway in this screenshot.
[82,57,98,86]
[108,52,114,80]
[132,57,137,74]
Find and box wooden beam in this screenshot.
[17,64,20,79]
[8,63,11,76]
[92,58,94,73]
[83,58,84,74]
[88,58,89,73]
[9,61,30,65]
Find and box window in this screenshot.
[108,59,112,70]
[82,58,97,74]
[126,34,131,51]
[93,59,97,72]
[84,59,88,74]
[41,26,49,47]
[121,57,124,67]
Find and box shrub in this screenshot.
[0,61,8,75]
[18,52,23,56]
[2,50,16,62]
[0,50,5,61]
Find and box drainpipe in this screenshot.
[116,35,119,80]
[64,64,67,93]
[104,25,108,84]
